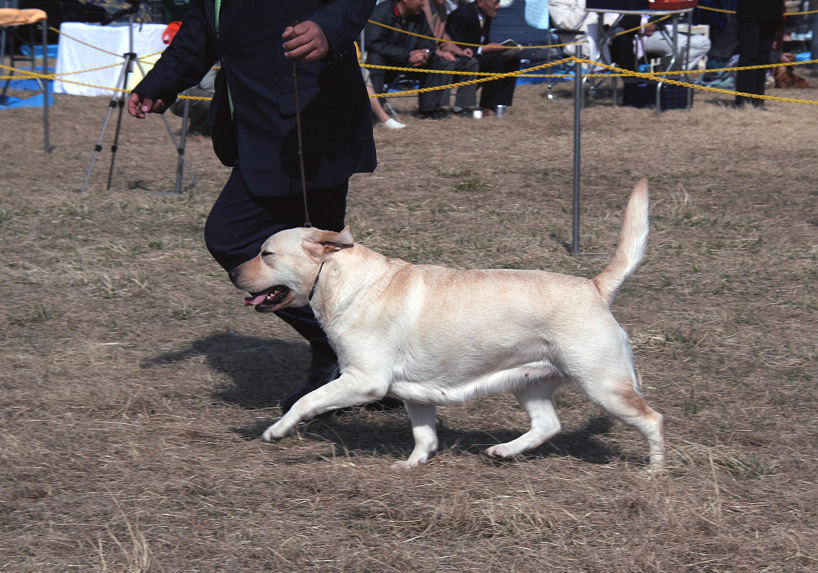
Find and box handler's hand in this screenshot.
[283,21,329,62]
[128,92,165,119]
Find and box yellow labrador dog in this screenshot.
[231,179,664,470]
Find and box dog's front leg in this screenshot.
[261,373,388,442]
[393,401,438,468]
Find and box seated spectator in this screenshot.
[363,67,408,129]
[549,0,613,58]
[366,0,457,120]
[169,66,217,136]
[446,0,521,116]
[422,0,480,114]
[640,17,711,71]
[549,0,640,72]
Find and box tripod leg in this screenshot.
[131,58,201,196]
[81,58,130,193]
[105,94,128,190]
[175,94,190,194]
[161,111,201,195]
[105,52,136,190]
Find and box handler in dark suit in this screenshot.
[128,0,378,412]
[446,0,520,114]
[734,0,784,108]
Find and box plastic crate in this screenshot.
[622,81,693,110]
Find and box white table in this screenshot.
[54,22,166,97]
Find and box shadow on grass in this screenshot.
[234,412,627,467]
[144,332,631,466]
[141,330,309,409]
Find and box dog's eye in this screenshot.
[262,251,274,258]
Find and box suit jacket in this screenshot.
[135,0,377,198]
[446,2,491,48]
[736,0,784,23]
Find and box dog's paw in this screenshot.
[483,445,512,458]
[261,423,288,442]
[391,459,422,470]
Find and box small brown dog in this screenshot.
[231,179,665,470]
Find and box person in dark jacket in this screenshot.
[365,0,456,119]
[734,0,784,108]
[128,0,378,413]
[446,0,520,115]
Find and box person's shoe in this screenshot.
[280,346,340,414]
[383,118,407,129]
[418,109,448,120]
[480,107,497,117]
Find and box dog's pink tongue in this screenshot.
[244,293,268,307]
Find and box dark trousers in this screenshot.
[735,20,777,107]
[204,168,348,347]
[476,51,520,108]
[366,51,455,112]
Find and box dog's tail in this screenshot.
[593,179,649,307]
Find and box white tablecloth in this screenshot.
[54,22,167,97]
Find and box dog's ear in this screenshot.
[304,226,355,258]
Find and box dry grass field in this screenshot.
[1,72,817,571]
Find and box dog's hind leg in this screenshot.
[580,374,665,471]
[394,401,438,468]
[484,382,562,459]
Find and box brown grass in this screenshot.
[1,72,817,571]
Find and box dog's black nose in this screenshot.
[228,268,240,284]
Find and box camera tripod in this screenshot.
[80,3,199,194]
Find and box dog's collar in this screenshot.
[308,262,324,302]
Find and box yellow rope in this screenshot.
[571,57,818,105]
[48,25,122,58]
[366,18,578,50]
[697,5,818,15]
[365,15,669,51]
[6,22,816,105]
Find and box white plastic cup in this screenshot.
[473,109,483,119]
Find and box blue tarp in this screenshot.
[0,92,55,109]
[19,44,59,59]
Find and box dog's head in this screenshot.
[229,226,354,312]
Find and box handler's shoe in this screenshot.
[280,345,340,414]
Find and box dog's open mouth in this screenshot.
[243,286,290,311]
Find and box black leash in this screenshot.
[290,21,311,228]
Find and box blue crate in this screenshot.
[622,81,693,110]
